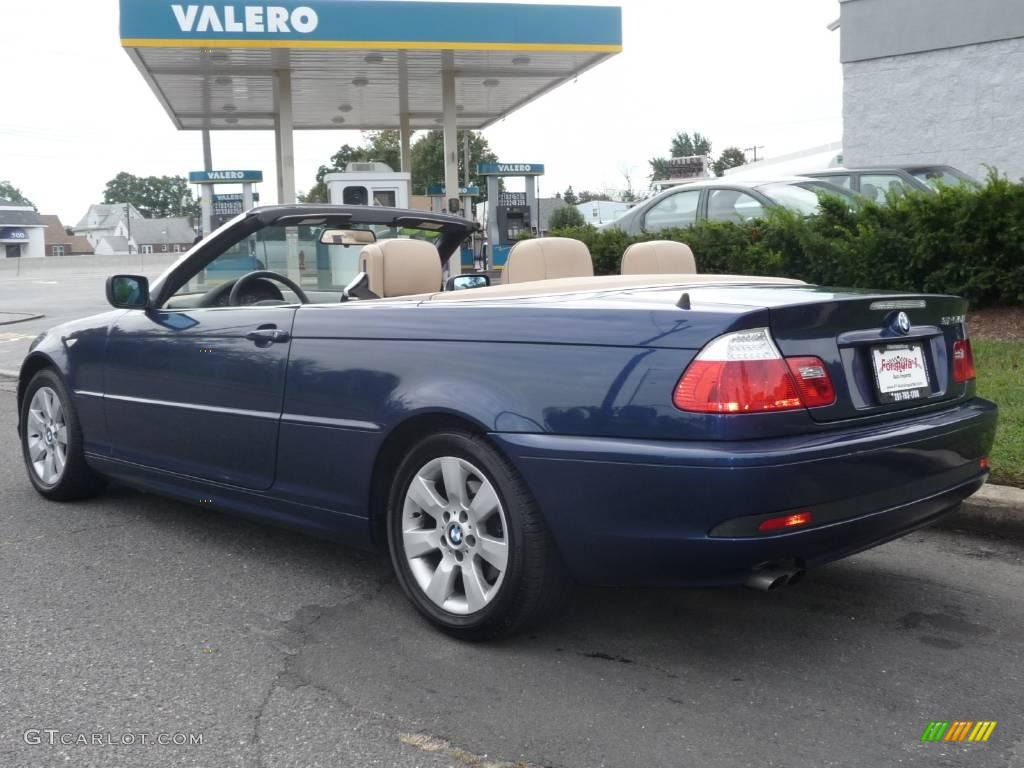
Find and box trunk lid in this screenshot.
[684,285,970,423]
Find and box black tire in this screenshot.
[20,368,105,501]
[387,430,571,640]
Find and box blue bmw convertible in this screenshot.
[16,205,997,639]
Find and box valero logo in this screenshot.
[921,721,997,743]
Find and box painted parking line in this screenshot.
[0,332,36,344]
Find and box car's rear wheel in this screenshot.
[387,430,570,640]
[21,369,105,501]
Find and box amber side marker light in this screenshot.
[758,512,813,533]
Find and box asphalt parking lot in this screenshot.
[1,381,1022,768]
[0,255,176,374]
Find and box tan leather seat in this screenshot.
[620,240,697,275]
[359,239,442,297]
[504,237,594,284]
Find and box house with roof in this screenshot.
[74,203,144,249]
[40,215,93,257]
[91,215,195,256]
[0,199,46,259]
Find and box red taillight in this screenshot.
[673,358,802,413]
[953,339,976,383]
[758,512,813,533]
[786,356,836,408]
[673,329,835,413]
[980,457,990,470]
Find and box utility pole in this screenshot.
[125,202,133,256]
[744,145,765,163]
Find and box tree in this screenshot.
[670,131,712,158]
[648,157,670,181]
[563,186,579,205]
[0,181,34,208]
[409,130,498,199]
[713,147,748,177]
[102,173,193,218]
[548,205,586,230]
[576,190,612,204]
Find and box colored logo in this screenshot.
[878,354,922,374]
[921,721,997,742]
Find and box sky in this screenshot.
[0,0,842,224]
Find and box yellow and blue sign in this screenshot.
[120,1,623,53]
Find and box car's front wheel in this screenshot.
[387,430,570,640]
[20,369,105,501]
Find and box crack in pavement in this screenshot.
[247,603,332,768]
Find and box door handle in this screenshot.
[246,327,290,344]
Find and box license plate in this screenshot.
[871,343,931,403]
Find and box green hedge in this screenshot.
[547,173,1024,308]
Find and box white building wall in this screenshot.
[24,227,45,258]
[843,37,1024,181]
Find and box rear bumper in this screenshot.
[492,399,998,586]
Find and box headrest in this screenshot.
[359,239,442,298]
[620,240,697,275]
[504,237,594,284]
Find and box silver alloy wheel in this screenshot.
[401,456,510,615]
[26,386,68,485]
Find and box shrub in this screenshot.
[547,205,586,230]
[546,172,1024,308]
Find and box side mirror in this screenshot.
[340,271,377,302]
[446,274,491,291]
[106,275,149,309]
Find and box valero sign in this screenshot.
[171,5,319,34]
[188,170,264,183]
[119,1,623,52]
[477,163,545,176]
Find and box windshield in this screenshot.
[758,182,855,216]
[172,221,443,300]
[908,167,976,190]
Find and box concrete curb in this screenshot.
[936,483,1024,537]
[0,312,43,326]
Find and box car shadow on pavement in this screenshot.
[91,482,944,656]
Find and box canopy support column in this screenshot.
[441,50,461,276]
[398,52,412,175]
[200,129,213,238]
[274,70,296,205]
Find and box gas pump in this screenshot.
[476,163,545,271]
[428,183,481,270]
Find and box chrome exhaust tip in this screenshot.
[745,569,792,591]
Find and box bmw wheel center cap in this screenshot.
[449,524,463,546]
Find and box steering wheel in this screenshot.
[228,270,310,306]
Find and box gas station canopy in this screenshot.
[120,0,623,131]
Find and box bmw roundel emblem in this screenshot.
[895,311,912,335]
